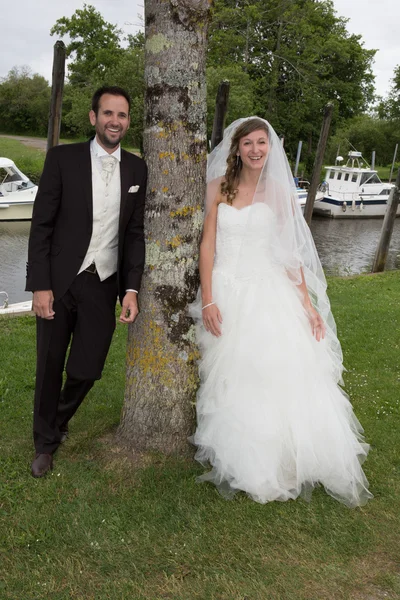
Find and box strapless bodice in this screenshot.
[214,202,278,278]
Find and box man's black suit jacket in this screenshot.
[26,140,147,303]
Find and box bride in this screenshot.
[189,117,372,507]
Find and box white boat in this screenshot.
[313,151,396,219]
[295,179,324,214]
[0,157,37,221]
[0,291,33,317]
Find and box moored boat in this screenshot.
[0,158,37,221]
[313,152,396,218]
[295,179,324,214]
[0,291,33,317]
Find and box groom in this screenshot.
[26,86,147,477]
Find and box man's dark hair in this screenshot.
[91,86,131,115]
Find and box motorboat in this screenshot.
[313,152,396,218]
[0,157,37,221]
[294,179,323,214]
[0,291,33,317]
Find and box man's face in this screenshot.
[89,93,130,151]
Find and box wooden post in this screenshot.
[210,80,230,151]
[371,150,376,170]
[303,102,334,225]
[47,41,66,152]
[294,140,302,177]
[372,168,400,273]
[388,143,398,183]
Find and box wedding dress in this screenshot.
[189,201,372,507]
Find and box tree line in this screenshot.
[0,1,399,169]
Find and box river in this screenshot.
[1,218,400,304]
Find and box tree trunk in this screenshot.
[117,0,211,454]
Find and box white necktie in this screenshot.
[100,155,117,185]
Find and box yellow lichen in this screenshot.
[170,205,197,218]
[159,152,176,161]
[166,235,182,249]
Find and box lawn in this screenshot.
[1,271,400,599]
[0,137,46,184]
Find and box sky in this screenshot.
[0,0,399,99]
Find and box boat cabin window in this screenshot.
[337,172,342,180]
[329,171,335,179]
[352,174,358,182]
[379,189,390,195]
[0,167,21,184]
[360,172,381,185]
[344,173,349,181]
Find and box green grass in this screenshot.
[1,274,400,599]
[376,165,400,182]
[0,137,45,184]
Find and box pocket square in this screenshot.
[128,185,140,193]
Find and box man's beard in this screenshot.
[96,128,123,149]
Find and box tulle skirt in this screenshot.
[189,266,372,507]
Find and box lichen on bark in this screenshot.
[118,0,211,455]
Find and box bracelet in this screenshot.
[202,302,215,310]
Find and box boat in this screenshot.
[0,157,37,221]
[0,291,33,317]
[294,179,324,214]
[313,151,396,219]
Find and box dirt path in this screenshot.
[0,134,47,151]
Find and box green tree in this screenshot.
[207,65,254,138]
[208,0,376,158]
[378,65,400,121]
[0,66,50,135]
[50,4,123,87]
[51,6,145,148]
[327,115,400,167]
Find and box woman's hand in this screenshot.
[306,304,326,342]
[202,303,223,337]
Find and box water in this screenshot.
[0,222,31,303]
[1,219,400,304]
[310,218,400,276]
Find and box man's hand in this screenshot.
[120,291,139,324]
[32,290,55,320]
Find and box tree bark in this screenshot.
[117,0,211,454]
[47,41,66,151]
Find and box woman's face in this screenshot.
[237,129,269,171]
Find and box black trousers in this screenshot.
[33,271,118,454]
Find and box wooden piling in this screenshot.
[372,168,400,273]
[294,141,303,178]
[210,80,230,151]
[303,102,334,225]
[47,41,66,152]
[389,143,398,183]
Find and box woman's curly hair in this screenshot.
[220,118,270,204]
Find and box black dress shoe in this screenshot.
[31,453,53,478]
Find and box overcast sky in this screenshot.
[0,0,398,99]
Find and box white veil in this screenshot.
[206,117,344,384]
